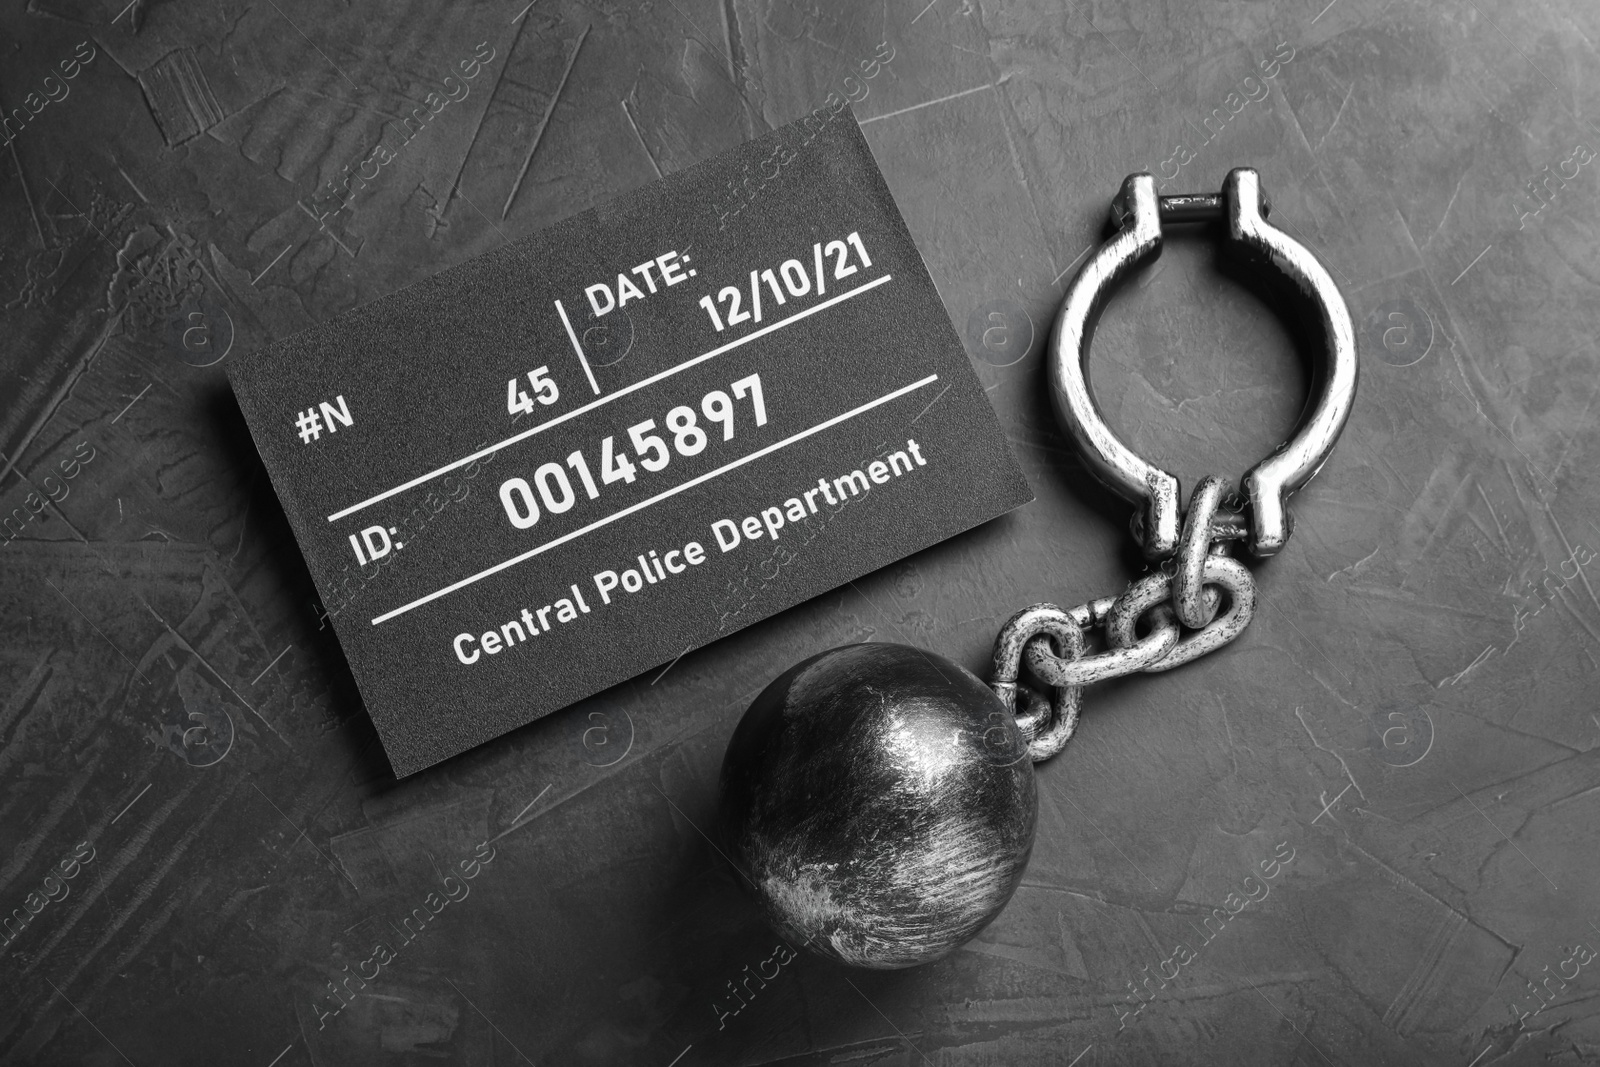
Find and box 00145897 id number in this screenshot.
[496,374,768,531]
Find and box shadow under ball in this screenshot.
[718,643,1037,969]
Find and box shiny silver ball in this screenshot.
[719,643,1036,969]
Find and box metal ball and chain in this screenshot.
[719,167,1359,970]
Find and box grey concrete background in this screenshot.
[0,0,1596,1064]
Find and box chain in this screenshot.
[990,475,1260,762]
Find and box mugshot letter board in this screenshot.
[227,110,1033,776]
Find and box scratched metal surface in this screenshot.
[2,0,1597,1064]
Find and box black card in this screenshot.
[228,109,1032,775]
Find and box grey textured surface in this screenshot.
[0,1,1596,1064]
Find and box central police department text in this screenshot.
[451,439,928,665]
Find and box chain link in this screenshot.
[1173,475,1229,627]
[991,605,1084,762]
[990,477,1259,762]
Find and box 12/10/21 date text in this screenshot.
[497,375,768,531]
[698,232,874,333]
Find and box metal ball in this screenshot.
[718,643,1037,969]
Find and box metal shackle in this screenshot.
[1047,168,1359,559]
